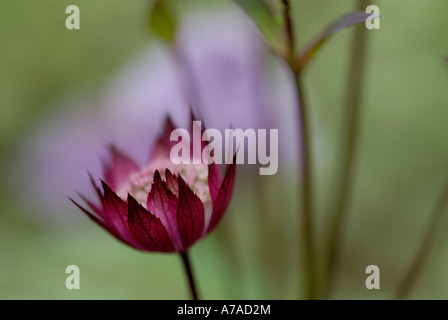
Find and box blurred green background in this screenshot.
[1,0,448,299]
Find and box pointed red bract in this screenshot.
[147,170,182,250]
[104,146,139,190]
[165,169,179,196]
[85,175,113,222]
[127,195,175,252]
[69,198,142,249]
[207,159,236,234]
[177,176,205,249]
[208,163,223,202]
[70,198,116,236]
[100,181,147,249]
[77,192,101,216]
[88,171,103,200]
[100,181,130,231]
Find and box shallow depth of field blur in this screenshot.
[1,0,448,299]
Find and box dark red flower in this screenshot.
[70,119,236,252]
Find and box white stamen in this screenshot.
[116,158,211,209]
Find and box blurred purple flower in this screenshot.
[7,7,298,221]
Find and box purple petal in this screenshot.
[127,195,175,252]
[206,158,236,234]
[147,170,182,250]
[104,145,140,191]
[177,9,272,133]
[177,176,205,249]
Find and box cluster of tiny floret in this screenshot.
[116,158,211,208]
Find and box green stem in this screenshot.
[324,0,370,298]
[180,251,199,300]
[281,0,316,300]
[295,73,317,300]
[396,176,448,299]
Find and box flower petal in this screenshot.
[165,169,179,196]
[100,181,145,249]
[206,158,236,234]
[208,163,223,203]
[69,197,138,249]
[147,170,182,250]
[85,174,114,222]
[76,192,101,217]
[104,145,140,190]
[100,181,129,228]
[177,176,205,249]
[88,171,103,200]
[127,195,175,252]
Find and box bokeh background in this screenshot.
[1,0,448,299]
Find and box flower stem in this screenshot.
[294,72,317,300]
[180,251,199,300]
[396,175,448,299]
[281,0,317,300]
[323,0,370,298]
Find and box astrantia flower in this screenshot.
[70,119,236,252]
[13,7,296,220]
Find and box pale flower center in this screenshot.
[116,158,211,209]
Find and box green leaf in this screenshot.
[234,0,286,57]
[297,12,377,72]
[149,0,178,43]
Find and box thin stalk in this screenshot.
[180,251,199,300]
[396,176,448,299]
[281,0,317,299]
[324,0,370,298]
[295,72,316,300]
